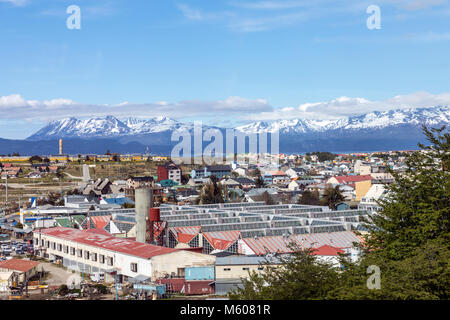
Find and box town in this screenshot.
[0,137,415,300]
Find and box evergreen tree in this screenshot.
[321,185,345,209]
[363,125,449,261]
[297,189,320,206]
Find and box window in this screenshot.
[242,267,250,271]
[99,255,105,264]
[57,244,62,252]
[41,239,44,246]
[131,263,138,273]
[84,251,90,260]
[70,247,75,255]
[46,241,50,248]
[51,242,56,250]
[77,249,83,258]
[64,246,69,254]
[257,267,264,271]
[224,268,231,271]
[91,253,97,262]
[107,257,113,266]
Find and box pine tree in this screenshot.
[363,125,450,261]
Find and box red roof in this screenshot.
[332,174,372,184]
[35,227,177,259]
[312,245,345,256]
[0,259,40,273]
[84,228,111,236]
[90,216,111,229]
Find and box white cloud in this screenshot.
[0,94,273,121]
[1,92,449,124]
[0,0,28,6]
[243,92,450,121]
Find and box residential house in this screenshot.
[191,165,232,179]
[157,162,182,184]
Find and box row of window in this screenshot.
[223,267,264,271]
[37,237,140,273]
[38,238,114,266]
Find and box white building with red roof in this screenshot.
[33,227,215,282]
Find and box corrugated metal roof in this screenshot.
[242,231,361,255]
[35,227,177,259]
[90,216,111,229]
[0,258,40,272]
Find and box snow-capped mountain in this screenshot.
[236,106,450,134]
[25,106,449,153]
[28,116,186,140]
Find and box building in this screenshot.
[0,259,40,285]
[126,176,154,189]
[157,163,182,184]
[191,165,232,179]
[358,184,388,212]
[33,227,216,282]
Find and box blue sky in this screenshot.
[0,0,449,138]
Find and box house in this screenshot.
[358,184,388,212]
[233,168,247,177]
[0,259,40,285]
[285,167,308,179]
[83,178,112,196]
[222,177,255,190]
[157,162,182,184]
[126,176,154,189]
[326,174,372,185]
[191,165,232,179]
[1,170,19,179]
[27,172,42,179]
[48,166,59,174]
[263,171,290,185]
[187,178,211,188]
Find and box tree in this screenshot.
[330,125,450,300]
[297,189,320,206]
[229,245,340,300]
[248,168,260,177]
[321,185,345,209]
[196,176,224,204]
[362,125,449,261]
[254,174,266,188]
[29,155,43,163]
[262,191,275,205]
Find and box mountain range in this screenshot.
[1,106,448,155]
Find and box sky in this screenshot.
[0,0,449,139]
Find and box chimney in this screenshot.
[135,188,152,243]
[59,139,63,155]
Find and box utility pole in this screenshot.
[5,174,8,212]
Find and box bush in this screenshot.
[93,284,109,294]
[58,284,69,296]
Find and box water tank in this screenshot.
[149,208,160,222]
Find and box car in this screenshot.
[1,243,9,250]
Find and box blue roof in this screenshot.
[103,197,134,205]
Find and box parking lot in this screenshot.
[0,239,33,261]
